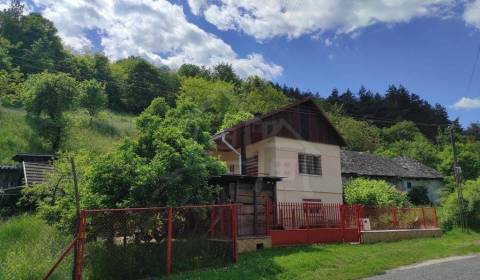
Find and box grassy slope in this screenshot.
[0,106,136,164]
[171,230,480,280]
[0,215,71,280]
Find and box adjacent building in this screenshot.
[341,150,443,203]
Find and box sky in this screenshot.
[4,0,480,127]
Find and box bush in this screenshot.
[407,185,432,206]
[344,178,410,207]
[439,177,480,231]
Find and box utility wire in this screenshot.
[467,44,480,94]
[279,109,450,128]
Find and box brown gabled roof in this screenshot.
[215,97,347,148]
[341,150,443,180]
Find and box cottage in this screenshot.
[211,97,346,204]
[341,150,443,203]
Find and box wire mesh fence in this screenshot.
[361,207,438,230]
[74,204,237,280]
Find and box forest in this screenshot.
[0,1,479,220]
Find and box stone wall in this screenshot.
[361,228,442,243]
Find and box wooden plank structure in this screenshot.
[209,174,281,236]
[213,98,346,154]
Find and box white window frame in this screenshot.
[298,153,322,176]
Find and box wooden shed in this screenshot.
[209,174,282,236]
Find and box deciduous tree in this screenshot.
[22,72,78,151]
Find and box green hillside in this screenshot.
[0,106,136,164]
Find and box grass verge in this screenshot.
[170,230,480,280]
[0,214,72,280]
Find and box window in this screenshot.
[298,153,321,175]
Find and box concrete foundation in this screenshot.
[237,236,272,253]
[361,228,442,243]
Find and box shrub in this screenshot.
[344,178,410,207]
[407,185,432,206]
[439,177,480,231]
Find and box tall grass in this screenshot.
[0,106,137,164]
[0,107,45,164]
[0,215,72,280]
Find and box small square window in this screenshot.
[298,153,322,175]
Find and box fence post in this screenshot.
[165,207,173,276]
[210,207,216,239]
[340,205,345,243]
[292,206,296,229]
[392,208,398,229]
[230,204,238,263]
[304,203,309,229]
[280,207,284,228]
[264,200,271,236]
[74,211,87,280]
[433,208,438,228]
[356,205,363,243]
[421,207,427,228]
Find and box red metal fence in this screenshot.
[43,203,440,279]
[73,204,237,280]
[360,207,438,230]
[265,202,362,245]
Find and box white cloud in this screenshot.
[453,97,480,109]
[31,0,282,79]
[187,0,207,16]
[325,38,333,47]
[464,0,480,29]
[190,0,454,40]
[0,0,9,11]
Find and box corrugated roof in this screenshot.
[341,150,443,180]
[23,161,54,185]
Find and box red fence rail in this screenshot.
[269,202,360,230]
[43,203,440,279]
[360,207,438,230]
[263,201,363,245]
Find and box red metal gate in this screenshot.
[264,202,362,246]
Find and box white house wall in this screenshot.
[271,137,343,203]
[212,136,344,203]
